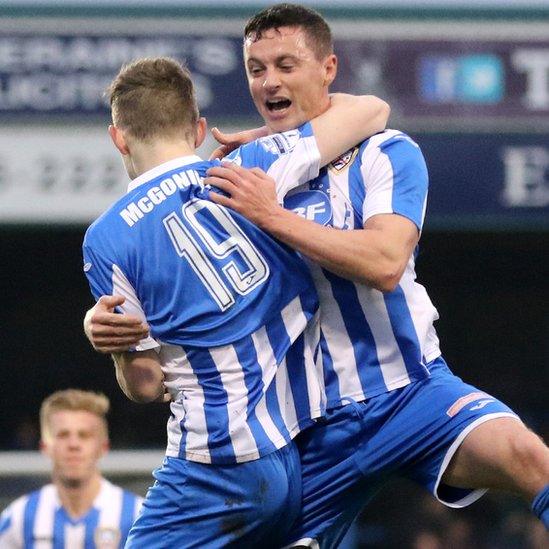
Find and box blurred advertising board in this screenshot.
[0,126,547,228]
[0,27,548,129]
[419,134,549,229]
[334,40,549,130]
[0,34,255,118]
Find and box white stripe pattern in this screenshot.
[0,480,141,549]
[161,344,211,463]
[266,135,321,203]
[112,264,160,351]
[34,484,56,548]
[96,483,123,528]
[356,286,411,390]
[311,264,365,401]
[161,295,323,464]
[286,130,440,405]
[210,344,260,461]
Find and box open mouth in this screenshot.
[266,98,292,112]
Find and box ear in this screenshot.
[108,125,130,155]
[39,439,50,458]
[100,438,110,458]
[194,117,208,149]
[323,54,338,87]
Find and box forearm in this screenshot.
[112,351,165,403]
[313,94,390,166]
[260,208,402,291]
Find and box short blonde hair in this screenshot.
[40,389,110,440]
[107,56,199,142]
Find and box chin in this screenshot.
[59,475,85,489]
[268,117,303,134]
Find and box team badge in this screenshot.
[329,147,358,173]
[94,527,121,548]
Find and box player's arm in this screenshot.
[207,163,416,290]
[311,93,389,166]
[112,349,168,404]
[207,137,424,291]
[212,94,389,167]
[82,241,153,353]
[261,208,417,291]
[84,295,149,353]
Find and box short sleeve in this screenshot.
[82,241,159,351]
[0,498,24,548]
[226,122,321,202]
[360,134,428,231]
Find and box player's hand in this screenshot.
[205,162,281,227]
[83,295,149,354]
[209,126,269,160]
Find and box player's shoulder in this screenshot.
[0,483,53,520]
[99,478,142,502]
[227,122,314,167]
[84,185,137,244]
[356,129,425,169]
[0,492,27,518]
[361,129,421,153]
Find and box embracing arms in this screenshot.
[205,163,419,291]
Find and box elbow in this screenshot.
[376,275,399,293]
[376,100,391,132]
[366,96,391,133]
[126,383,164,404]
[365,263,402,293]
[114,355,165,404]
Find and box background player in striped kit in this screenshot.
[0,389,142,549]
[82,57,388,547]
[84,4,549,547]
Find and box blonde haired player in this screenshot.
[0,389,142,548]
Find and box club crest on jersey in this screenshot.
[94,527,121,548]
[329,147,358,173]
[259,130,300,155]
[284,190,332,225]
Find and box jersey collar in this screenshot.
[127,155,203,193]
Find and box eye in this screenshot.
[249,66,264,76]
[280,65,294,72]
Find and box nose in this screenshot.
[262,69,281,90]
[67,434,82,448]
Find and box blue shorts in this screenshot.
[126,442,301,548]
[286,357,521,548]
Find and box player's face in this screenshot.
[42,410,108,486]
[244,26,336,133]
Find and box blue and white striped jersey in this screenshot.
[0,480,142,549]
[283,130,441,408]
[83,123,325,464]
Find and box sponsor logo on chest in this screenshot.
[284,190,333,225]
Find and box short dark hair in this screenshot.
[107,57,199,142]
[244,3,333,59]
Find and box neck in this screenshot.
[55,472,102,519]
[128,139,198,179]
